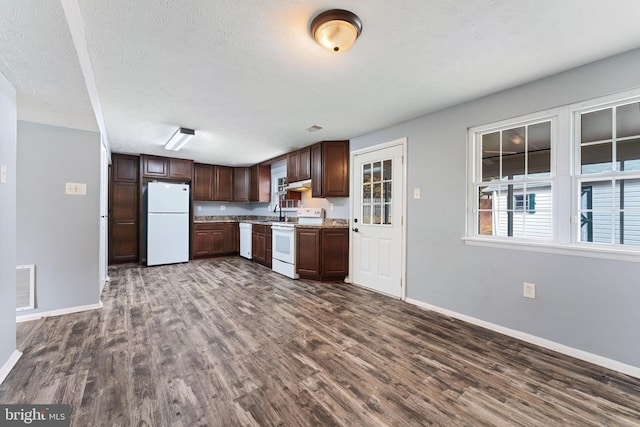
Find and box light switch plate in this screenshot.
[414,188,421,199]
[65,182,86,195]
[0,164,6,184]
[523,282,536,299]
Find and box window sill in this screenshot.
[462,236,640,263]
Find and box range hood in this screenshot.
[285,179,311,192]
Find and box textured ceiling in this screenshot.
[2,0,640,165]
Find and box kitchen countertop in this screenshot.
[194,215,348,228]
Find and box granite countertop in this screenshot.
[194,215,348,228]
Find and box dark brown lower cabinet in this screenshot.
[296,227,349,281]
[252,224,271,267]
[193,222,238,258]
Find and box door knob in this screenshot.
[352,227,359,232]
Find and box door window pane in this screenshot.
[373,183,381,203]
[361,159,393,226]
[383,182,392,203]
[363,184,371,204]
[383,160,392,181]
[372,161,381,182]
[363,163,371,183]
[383,204,392,224]
[362,205,371,224]
[373,205,381,224]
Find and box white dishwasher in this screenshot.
[239,223,252,259]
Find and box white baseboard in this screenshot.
[16,300,103,323]
[0,350,22,385]
[406,298,640,380]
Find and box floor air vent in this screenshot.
[16,264,35,311]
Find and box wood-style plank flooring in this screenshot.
[1,257,640,426]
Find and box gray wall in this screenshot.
[17,121,101,314]
[0,72,17,371]
[351,48,640,368]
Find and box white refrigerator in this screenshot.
[147,182,190,266]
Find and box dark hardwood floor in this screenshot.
[1,257,639,426]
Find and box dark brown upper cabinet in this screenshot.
[141,155,168,178]
[287,146,311,183]
[311,140,350,198]
[141,155,193,180]
[233,167,251,202]
[193,163,213,201]
[169,158,194,180]
[250,163,271,202]
[193,164,234,202]
[214,166,234,201]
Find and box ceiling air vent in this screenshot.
[306,125,323,133]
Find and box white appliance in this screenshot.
[272,208,324,279]
[239,222,252,259]
[147,182,190,266]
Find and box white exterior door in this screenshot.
[351,141,405,298]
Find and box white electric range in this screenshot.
[271,208,324,279]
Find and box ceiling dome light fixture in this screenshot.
[310,9,362,53]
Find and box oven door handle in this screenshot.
[272,225,295,231]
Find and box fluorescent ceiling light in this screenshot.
[164,127,195,151]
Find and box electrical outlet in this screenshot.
[523,282,536,299]
[0,164,6,184]
[329,203,334,211]
[220,205,226,211]
[65,182,86,195]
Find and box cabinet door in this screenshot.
[193,164,213,201]
[252,231,266,263]
[311,143,323,197]
[223,223,237,253]
[287,151,299,182]
[209,228,225,254]
[298,146,311,180]
[109,182,138,263]
[112,154,139,183]
[322,141,350,197]
[141,155,169,178]
[214,166,233,201]
[233,167,250,202]
[296,228,321,278]
[250,164,271,202]
[194,230,212,257]
[169,158,193,180]
[321,229,349,278]
[266,227,272,267]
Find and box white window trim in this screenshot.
[465,88,640,263]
